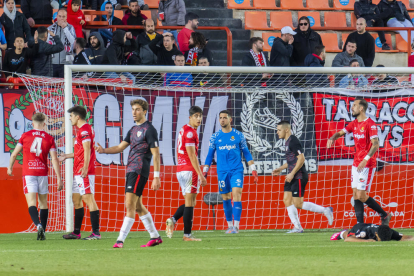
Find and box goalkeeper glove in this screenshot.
[250,164,258,184]
[203,166,209,179]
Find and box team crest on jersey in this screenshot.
[230,136,235,141]
[360,178,365,183]
[137,131,142,138]
[218,139,222,143]
[360,127,364,132]
[187,131,193,138]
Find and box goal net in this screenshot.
[17,66,414,233]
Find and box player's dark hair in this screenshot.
[349,59,360,66]
[355,98,368,112]
[377,225,393,241]
[313,45,325,56]
[190,32,207,49]
[189,106,203,117]
[185,12,199,24]
[249,37,263,49]
[75,37,87,50]
[219,110,232,118]
[130,99,148,111]
[278,120,291,127]
[72,0,81,6]
[37,26,48,39]
[67,106,87,120]
[32,113,46,123]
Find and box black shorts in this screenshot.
[284,177,308,197]
[125,172,148,197]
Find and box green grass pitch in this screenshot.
[1,230,414,276]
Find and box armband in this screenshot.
[203,166,209,173]
[364,155,370,161]
[154,171,160,178]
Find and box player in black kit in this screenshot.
[331,223,414,242]
[272,121,333,233]
[95,99,162,248]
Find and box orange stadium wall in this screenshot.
[1,88,414,233]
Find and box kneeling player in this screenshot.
[7,113,63,240]
[272,121,333,233]
[95,99,162,248]
[331,223,414,242]
[60,106,101,240]
[203,110,258,234]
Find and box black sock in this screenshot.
[28,206,40,226]
[354,200,365,224]
[365,197,387,217]
[40,209,49,231]
[74,207,84,235]
[90,210,100,235]
[183,207,194,235]
[173,204,185,222]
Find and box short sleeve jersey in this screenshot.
[343,118,378,168]
[348,223,403,241]
[74,123,96,176]
[123,121,159,178]
[177,124,199,172]
[18,129,56,176]
[285,135,308,179]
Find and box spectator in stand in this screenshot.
[0,28,7,51]
[21,0,53,34]
[0,0,33,49]
[67,0,86,38]
[354,0,391,50]
[102,30,136,64]
[332,40,365,67]
[122,0,148,39]
[343,18,376,67]
[127,0,150,10]
[158,0,186,46]
[372,64,400,85]
[3,36,39,80]
[242,37,268,67]
[339,59,368,88]
[378,0,414,43]
[123,44,141,65]
[73,38,91,65]
[31,27,64,77]
[184,32,213,66]
[270,26,295,67]
[291,16,323,66]
[164,54,193,87]
[149,32,182,65]
[304,45,326,67]
[193,56,223,87]
[136,19,162,65]
[47,9,77,77]
[93,1,124,46]
[85,32,106,65]
[177,12,199,54]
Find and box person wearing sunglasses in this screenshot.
[291,16,323,66]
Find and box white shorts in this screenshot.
[73,175,95,196]
[351,166,376,192]
[177,171,200,196]
[23,176,48,194]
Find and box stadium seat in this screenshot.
[141,10,152,19]
[396,34,410,52]
[350,12,357,28]
[297,12,321,27]
[371,33,399,52]
[371,0,380,4]
[114,10,124,20]
[401,0,414,11]
[228,0,252,9]
[333,0,355,11]
[320,33,341,52]
[262,32,281,51]
[324,12,347,27]
[253,0,280,9]
[280,0,307,10]
[0,9,3,17]
[270,11,293,29]
[145,0,160,9]
[245,11,271,30]
[307,0,333,10]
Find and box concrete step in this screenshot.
[184,0,225,8]
[199,29,251,41]
[186,8,233,19]
[199,18,242,29]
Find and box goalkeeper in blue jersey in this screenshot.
[204,110,258,234]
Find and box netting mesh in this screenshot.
[17,69,414,232]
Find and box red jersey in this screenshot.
[18,129,56,176]
[177,124,199,172]
[343,118,378,168]
[74,123,96,175]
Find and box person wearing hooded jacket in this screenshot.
[136,19,163,65]
[304,45,329,86]
[122,0,147,38]
[354,0,390,50]
[93,1,123,46]
[85,32,106,65]
[67,0,86,38]
[0,0,33,49]
[290,16,323,66]
[378,0,414,43]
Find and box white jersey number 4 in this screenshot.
[30,137,43,157]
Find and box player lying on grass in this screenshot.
[272,121,333,233]
[203,110,258,234]
[60,106,101,240]
[95,99,162,248]
[7,113,63,240]
[330,223,414,242]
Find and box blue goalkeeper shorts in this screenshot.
[217,171,244,194]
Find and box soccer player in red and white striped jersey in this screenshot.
[59,106,101,240]
[7,113,63,240]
